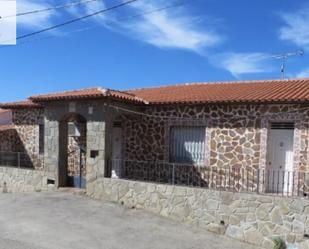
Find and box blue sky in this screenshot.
[0,0,309,102]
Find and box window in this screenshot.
[39,124,44,154]
[170,126,206,165]
[68,122,81,137]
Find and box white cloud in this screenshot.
[211,52,272,77]
[84,1,106,17]
[296,68,309,78]
[279,6,309,48]
[15,0,223,52]
[17,0,56,29]
[65,0,109,23]
[78,0,223,52]
[118,1,222,52]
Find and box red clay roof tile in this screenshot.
[2,79,309,108]
[29,87,146,104]
[0,124,14,131]
[0,100,43,109]
[129,78,309,104]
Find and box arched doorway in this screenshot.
[59,113,87,188]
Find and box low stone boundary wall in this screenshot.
[88,178,309,249]
[0,166,48,193]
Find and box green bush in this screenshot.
[273,237,287,249]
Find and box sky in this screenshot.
[0,0,309,102]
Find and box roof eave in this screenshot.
[147,99,309,106]
[30,95,149,105]
[0,104,44,109]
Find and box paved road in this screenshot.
[0,192,260,249]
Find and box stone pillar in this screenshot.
[44,118,59,184]
[86,120,106,197]
[42,100,121,191]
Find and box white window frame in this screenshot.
[167,123,208,166]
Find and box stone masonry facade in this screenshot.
[0,127,23,152]
[93,178,309,249]
[120,103,309,193]
[2,102,309,189]
[0,166,48,193]
[67,122,87,182]
[43,100,106,187]
[12,109,44,169]
[123,104,309,170]
[0,108,44,169]
[2,101,309,247]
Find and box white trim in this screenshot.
[261,114,302,172]
[164,119,209,165]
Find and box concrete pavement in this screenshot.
[0,192,261,249]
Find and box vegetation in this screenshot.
[273,237,287,249]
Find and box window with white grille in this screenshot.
[170,126,206,165]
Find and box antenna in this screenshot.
[268,50,304,79]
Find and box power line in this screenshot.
[115,1,189,21]
[15,0,140,41]
[2,1,188,47]
[0,0,103,19]
[108,102,309,121]
[3,26,98,47]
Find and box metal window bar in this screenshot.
[0,151,41,169]
[109,159,309,199]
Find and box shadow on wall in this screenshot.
[120,104,263,170]
[120,144,209,188]
[0,127,34,169]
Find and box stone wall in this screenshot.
[67,121,87,185]
[92,178,309,249]
[0,127,23,152]
[0,166,48,193]
[44,100,107,187]
[122,104,309,175]
[12,109,44,169]
[8,102,309,189]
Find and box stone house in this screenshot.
[1,78,309,195]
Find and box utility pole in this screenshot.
[268,50,304,79]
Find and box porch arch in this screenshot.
[58,112,87,188]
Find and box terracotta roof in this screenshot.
[0,109,10,114]
[29,87,147,104]
[2,79,309,108]
[129,78,309,104]
[0,124,14,131]
[0,100,43,109]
